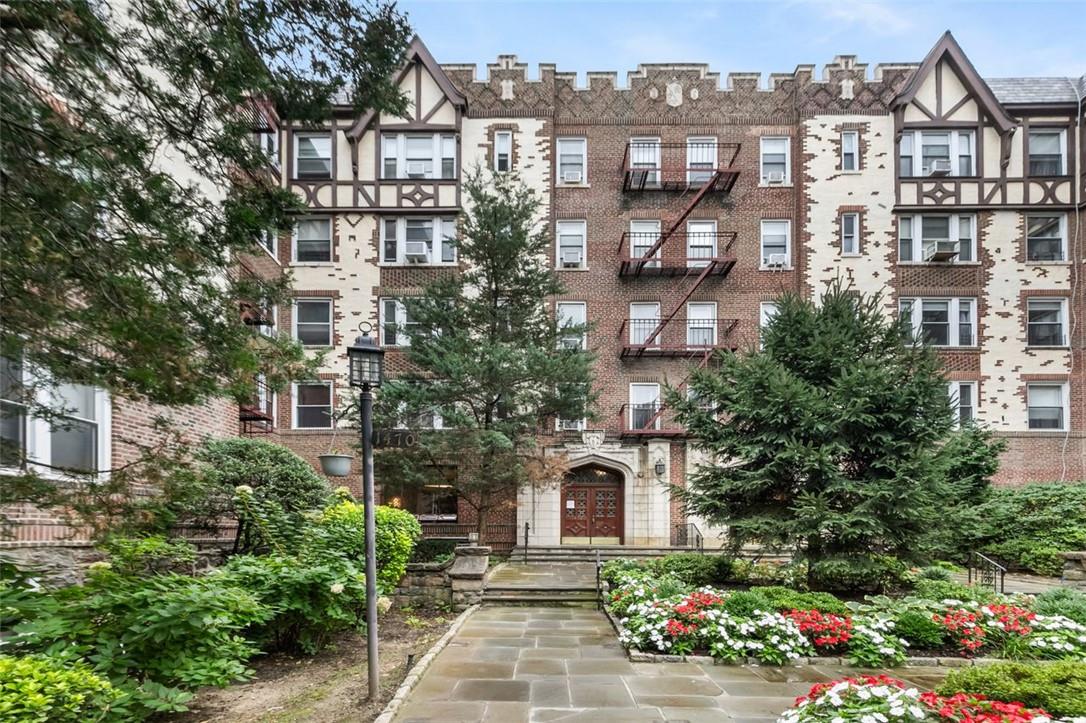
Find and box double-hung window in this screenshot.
[841,131,859,171]
[841,213,860,255]
[948,381,976,426]
[1026,215,1065,261]
[494,131,512,172]
[556,220,587,269]
[1,356,26,468]
[687,137,717,183]
[293,382,333,429]
[760,220,790,268]
[899,130,974,176]
[294,299,332,347]
[686,220,716,267]
[294,132,332,179]
[380,217,456,264]
[380,298,416,347]
[629,302,660,347]
[556,302,587,350]
[899,297,975,347]
[897,214,975,263]
[381,133,456,179]
[257,228,277,256]
[629,383,661,430]
[1028,129,1065,176]
[760,137,790,184]
[686,302,716,348]
[556,383,588,432]
[628,220,661,267]
[1026,298,1068,347]
[557,138,587,184]
[293,217,332,263]
[1027,383,1067,430]
[629,137,660,186]
[256,129,280,169]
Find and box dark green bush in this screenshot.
[809,555,909,593]
[0,655,125,722]
[313,500,421,593]
[749,586,849,615]
[913,579,999,604]
[894,610,947,648]
[937,661,1086,718]
[200,437,331,512]
[721,590,773,617]
[656,553,720,586]
[914,565,953,582]
[410,538,459,563]
[101,535,196,576]
[1034,588,1086,625]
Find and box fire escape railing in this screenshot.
[620,142,741,193]
[617,402,684,437]
[617,231,738,278]
[617,317,740,358]
[239,377,275,434]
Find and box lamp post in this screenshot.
[346,328,384,700]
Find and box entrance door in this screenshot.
[561,464,624,545]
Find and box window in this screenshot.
[629,383,660,430]
[557,302,587,350]
[257,228,277,256]
[686,220,716,267]
[556,138,587,184]
[395,401,444,430]
[380,217,456,264]
[1027,383,1067,430]
[556,382,588,431]
[760,301,779,330]
[760,220,790,268]
[841,213,859,255]
[897,214,975,263]
[293,132,331,179]
[293,217,332,263]
[899,130,974,176]
[628,220,660,267]
[760,137,790,183]
[1028,130,1065,176]
[556,220,586,269]
[293,382,333,429]
[686,302,716,347]
[494,131,512,172]
[294,299,332,347]
[256,129,279,169]
[629,302,660,346]
[629,137,660,186]
[899,297,975,347]
[841,131,858,171]
[687,137,717,183]
[380,298,416,347]
[1027,299,1067,347]
[1,356,26,467]
[948,382,976,426]
[380,133,457,179]
[1026,215,1065,261]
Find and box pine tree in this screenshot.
[375,170,595,538]
[670,280,1002,589]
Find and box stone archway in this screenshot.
[560,462,624,545]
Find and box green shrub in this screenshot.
[936,661,1086,718]
[1034,588,1086,625]
[894,610,947,649]
[914,565,953,582]
[656,553,720,586]
[0,655,125,722]
[199,438,331,513]
[727,559,798,586]
[809,555,909,593]
[101,535,196,576]
[721,590,773,617]
[313,500,421,594]
[600,558,651,586]
[410,538,459,564]
[749,586,849,615]
[913,578,999,604]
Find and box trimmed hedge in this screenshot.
[937,661,1086,718]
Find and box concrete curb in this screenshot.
[373,604,479,723]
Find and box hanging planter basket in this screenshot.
[318,453,354,477]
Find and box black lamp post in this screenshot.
[346,329,384,700]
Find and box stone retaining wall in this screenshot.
[1063,552,1086,590]
[392,559,454,609]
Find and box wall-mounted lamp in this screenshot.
[654,459,666,477]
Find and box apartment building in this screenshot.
[262,33,1083,552]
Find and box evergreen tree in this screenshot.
[375,170,595,538]
[669,280,1002,588]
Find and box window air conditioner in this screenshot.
[560,247,583,267]
[923,240,959,262]
[558,418,584,432]
[766,170,786,184]
[928,158,952,176]
[766,253,788,268]
[406,161,428,177]
[562,170,583,184]
[405,241,429,262]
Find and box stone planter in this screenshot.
[318,453,353,477]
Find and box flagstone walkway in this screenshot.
[392,606,956,723]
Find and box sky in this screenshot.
[396,0,1085,86]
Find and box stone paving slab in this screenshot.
[393,606,959,723]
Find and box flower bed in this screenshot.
[780,675,1079,723]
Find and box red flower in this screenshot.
[786,609,854,651]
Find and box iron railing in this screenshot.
[617,230,738,277]
[618,316,740,358]
[595,549,604,611]
[239,378,275,434]
[616,402,684,438]
[968,551,1007,594]
[672,522,705,551]
[419,522,516,555]
[620,141,741,192]
[523,522,530,563]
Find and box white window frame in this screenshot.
[759,301,779,349]
[628,219,661,267]
[380,133,457,180]
[629,383,661,430]
[948,381,977,427]
[1025,213,1066,262]
[841,212,860,255]
[759,136,791,184]
[256,129,280,170]
[1027,382,1069,431]
[686,302,717,348]
[494,131,512,172]
[556,220,587,269]
[555,382,588,432]
[629,136,661,186]
[293,131,332,179]
[686,136,718,183]
[760,219,791,269]
[379,216,457,265]
[686,219,717,268]
[556,137,587,185]
[899,129,975,177]
[257,228,277,258]
[292,216,333,264]
[293,298,333,347]
[259,303,278,338]
[292,381,334,430]
[394,401,444,430]
[1026,298,1069,348]
[557,302,587,351]
[841,131,859,172]
[897,214,976,264]
[1,358,111,479]
[899,297,976,347]
[1027,128,1067,176]
[629,302,661,347]
[379,298,414,348]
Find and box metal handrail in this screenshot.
[523,522,530,563]
[968,551,1007,594]
[617,230,739,258]
[595,549,603,610]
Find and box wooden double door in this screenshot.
[561,464,624,545]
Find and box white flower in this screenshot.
[329,582,345,594]
[235,484,254,494]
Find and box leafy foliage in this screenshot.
[670,280,1003,589]
[313,499,422,594]
[893,610,948,648]
[1034,588,1086,626]
[100,535,196,576]
[749,586,850,616]
[375,170,595,535]
[601,554,733,587]
[911,579,1000,605]
[0,655,124,722]
[937,661,1086,718]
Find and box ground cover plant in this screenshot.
[936,661,1086,718]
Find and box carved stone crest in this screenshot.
[689,87,700,100]
[665,79,683,107]
[500,78,515,101]
[648,86,659,100]
[582,430,604,451]
[839,78,855,101]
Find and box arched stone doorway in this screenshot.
[561,463,624,545]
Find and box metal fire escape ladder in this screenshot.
[634,347,717,432]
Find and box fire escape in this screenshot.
[615,140,741,438]
[239,300,276,434]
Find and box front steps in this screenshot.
[507,544,791,564]
[481,584,598,607]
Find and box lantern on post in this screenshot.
[347,331,384,389]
